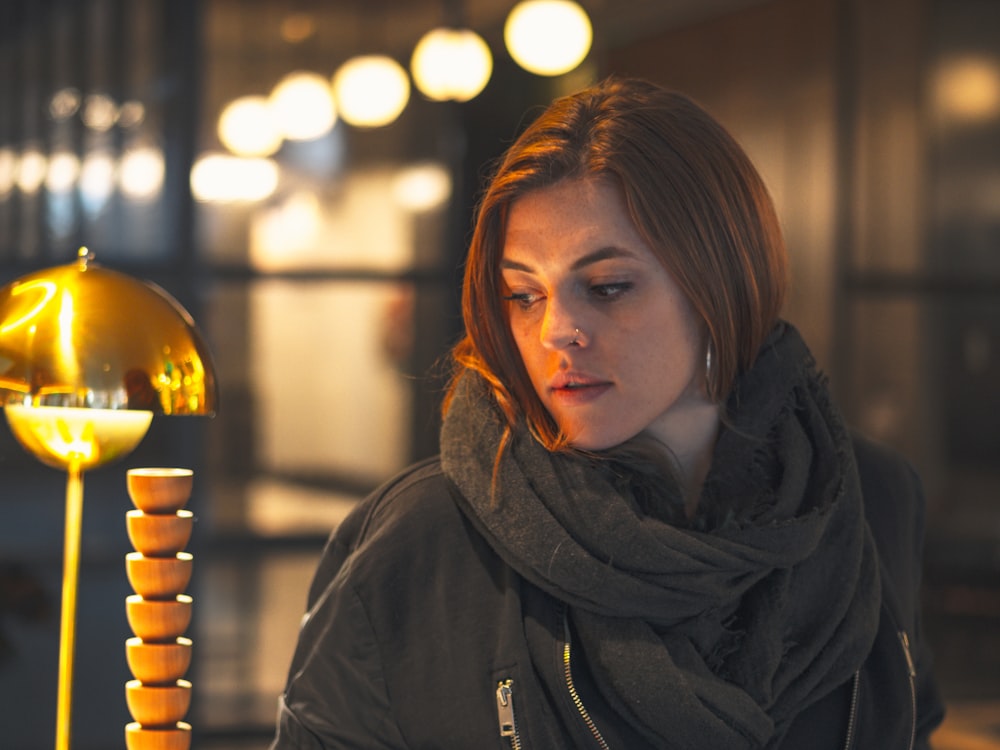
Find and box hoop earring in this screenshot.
[705,342,713,382]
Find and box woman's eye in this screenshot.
[589,281,633,300]
[502,292,541,310]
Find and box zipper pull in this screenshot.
[898,631,918,750]
[496,679,516,738]
[898,631,917,677]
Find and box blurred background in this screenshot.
[0,0,998,747]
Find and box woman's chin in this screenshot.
[564,427,641,453]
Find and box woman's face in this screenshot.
[501,176,712,452]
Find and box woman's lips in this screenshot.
[550,379,612,405]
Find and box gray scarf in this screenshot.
[440,323,880,748]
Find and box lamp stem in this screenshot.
[55,460,84,750]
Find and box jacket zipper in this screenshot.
[562,612,611,750]
[496,679,523,750]
[843,630,918,750]
[841,671,860,750]
[898,631,917,750]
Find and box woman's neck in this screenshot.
[659,400,722,517]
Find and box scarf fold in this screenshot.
[440,322,880,748]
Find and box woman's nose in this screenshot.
[539,300,584,350]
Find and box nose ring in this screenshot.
[571,328,582,345]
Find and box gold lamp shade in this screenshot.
[0,249,217,470]
[0,249,217,416]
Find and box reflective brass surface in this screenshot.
[4,405,153,470]
[0,251,217,416]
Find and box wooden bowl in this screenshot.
[127,510,194,556]
[125,679,192,726]
[125,721,191,750]
[126,637,193,684]
[127,468,194,513]
[126,595,193,641]
[126,553,193,599]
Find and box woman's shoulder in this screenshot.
[339,456,460,539]
[850,431,922,498]
[849,431,925,539]
[304,457,515,661]
[307,456,496,601]
[849,431,927,625]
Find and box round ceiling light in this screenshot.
[411,28,492,102]
[332,55,410,128]
[504,0,593,77]
[269,71,338,141]
[218,95,282,157]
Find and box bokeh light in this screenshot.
[391,162,452,212]
[411,28,492,102]
[218,95,283,157]
[332,55,410,128]
[45,151,81,194]
[120,146,165,201]
[504,0,592,76]
[16,147,47,195]
[934,56,1000,122]
[191,153,279,203]
[269,72,337,141]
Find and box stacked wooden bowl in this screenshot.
[123,468,195,750]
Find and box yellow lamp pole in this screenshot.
[55,458,83,750]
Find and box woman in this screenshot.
[271,77,943,749]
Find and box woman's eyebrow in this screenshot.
[570,246,637,270]
[499,258,533,272]
[500,246,638,273]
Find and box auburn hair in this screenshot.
[445,76,788,451]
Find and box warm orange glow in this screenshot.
[934,57,1000,121]
[4,405,153,470]
[0,278,57,334]
[281,13,316,43]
